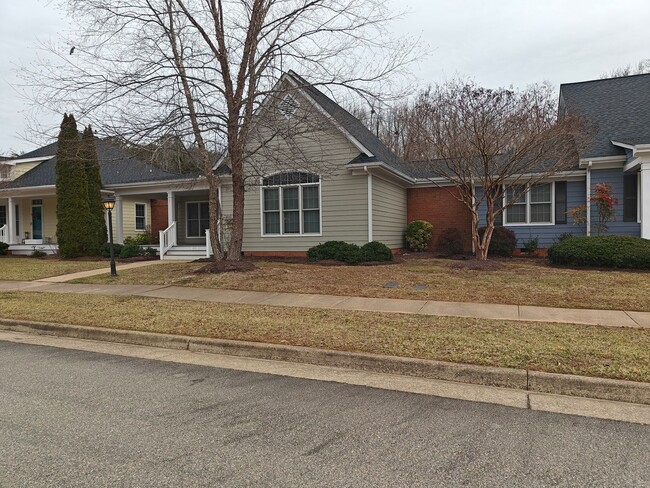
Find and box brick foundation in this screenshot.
[406,187,473,252]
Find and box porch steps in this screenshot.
[162,245,207,261]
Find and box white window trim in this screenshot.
[260,175,322,237]
[134,202,147,231]
[185,201,209,239]
[504,182,556,226]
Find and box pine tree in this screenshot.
[82,125,107,254]
[55,114,92,258]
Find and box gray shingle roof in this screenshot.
[4,138,201,189]
[286,72,414,178]
[560,73,650,158]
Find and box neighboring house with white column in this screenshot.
[465,73,649,247]
[0,139,215,258]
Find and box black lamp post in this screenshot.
[102,197,117,277]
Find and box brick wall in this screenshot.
[406,187,473,252]
[150,199,168,234]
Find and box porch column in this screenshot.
[7,196,15,245]
[167,190,175,227]
[115,193,124,244]
[641,163,650,239]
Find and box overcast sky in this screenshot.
[1,0,649,153]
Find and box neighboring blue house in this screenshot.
[473,74,650,248]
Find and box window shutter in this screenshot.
[555,181,567,224]
[494,194,503,226]
[623,174,638,222]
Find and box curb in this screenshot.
[1,318,648,406]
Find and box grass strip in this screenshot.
[1,291,648,383]
[0,258,108,281]
[71,259,650,312]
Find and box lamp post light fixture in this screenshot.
[102,197,117,277]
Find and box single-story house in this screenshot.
[1,72,648,258]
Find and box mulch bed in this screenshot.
[194,260,257,274]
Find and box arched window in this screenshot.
[262,171,321,235]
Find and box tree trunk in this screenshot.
[207,174,224,261]
[226,153,245,261]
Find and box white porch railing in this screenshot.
[0,224,8,244]
[159,221,177,260]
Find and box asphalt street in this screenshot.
[0,340,648,487]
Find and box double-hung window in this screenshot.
[262,172,320,235]
[187,202,209,238]
[504,183,553,225]
[135,203,147,231]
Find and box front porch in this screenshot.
[0,192,59,255]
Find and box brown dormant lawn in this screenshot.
[1,291,648,382]
[0,257,108,281]
[72,257,650,312]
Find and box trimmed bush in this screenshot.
[405,220,433,252]
[548,235,650,269]
[0,242,8,255]
[119,237,144,258]
[523,237,539,254]
[360,241,393,262]
[478,226,517,257]
[100,242,124,258]
[307,241,362,264]
[436,227,464,256]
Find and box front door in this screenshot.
[32,205,43,240]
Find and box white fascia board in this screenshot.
[611,140,635,150]
[4,155,55,166]
[412,177,456,187]
[578,155,626,169]
[284,75,374,158]
[104,177,209,191]
[624,158,642,173]
[348,162,414,185]
[0,185,56,197]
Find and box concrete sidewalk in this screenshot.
[1,279,648,329]
[35,260,165,283]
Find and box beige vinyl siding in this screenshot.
[241,170,368,252]
[236,81,370,252]
[18,196,58,243]
[175,194,210,245]
[11,162,42,179]
[372,175,407,249]
[121,197,151,239]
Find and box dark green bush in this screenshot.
[307,241,362,264]
[405,220,433,252]
[478,226,517,257]
[523,237,539,254]
[548,235,650,269]
[436,227,464,256]
[0,242,8,255]
[143,246,158,258]
[31,248,47,258]
[119,238,143,259]
[100,242,124,258]
[360,241,393,262]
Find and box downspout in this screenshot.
[365,166,373,242]
[586,161,592,237]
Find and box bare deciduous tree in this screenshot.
[400,81,585,260]
[601,59,650,79]
[25,0,416,260]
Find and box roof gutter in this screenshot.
[348,161,414,185]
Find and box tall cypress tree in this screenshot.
[55,114,92,258]
[82,125,107,254]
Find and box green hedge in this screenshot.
[0,242,8,256]
[547,235,650,269]
[307,240,392,264]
